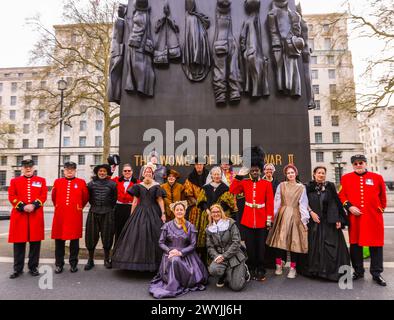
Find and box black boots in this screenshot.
[104,250,112,269]
[84,250,95,271]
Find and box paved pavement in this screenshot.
[0,214,394,300]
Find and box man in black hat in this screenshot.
[51,162,89,274]
[8,159,47,279]
[85,164,117,270]
[339,154,387,286]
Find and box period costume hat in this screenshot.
[351,154,367,164]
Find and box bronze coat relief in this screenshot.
[125,0,156,97]
[212,0,242,104]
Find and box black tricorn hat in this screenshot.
[351,154,367,164]
[64,161,77,170]
[21,159,34,167]
[107,155,121,166]
[94,164,112,176]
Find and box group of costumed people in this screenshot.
[7,148,387,299]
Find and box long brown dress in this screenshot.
[266,182,309,254]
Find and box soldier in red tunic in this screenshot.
[8,159,47,279]
[230,147,274,281]
[51,162,89,274]
[338,154,387,286]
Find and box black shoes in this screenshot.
[70,265,78,273]
[104,259,112,269]
[84,259,95,271]
[55,266,64,274]
[29,268,40,277]
[216,276,225,288]
[352,272,364,280]
[9,271,23,279]
[373,276,387,287]
[255,270,266,282]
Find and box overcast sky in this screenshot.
[0,0,376,88]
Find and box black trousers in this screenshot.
[13,242,41,273]
[114,204,131,244]
[241,226,268,274]
[55,239,79,267]
[85,211,115,252]
[350,244,383,277]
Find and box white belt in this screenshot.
[245,202,265,209]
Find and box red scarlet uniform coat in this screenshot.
[112,176,140,204]
[339,171,387,247]
[230,178,274,228]
[51,178,89,240]
[8,176,48,243]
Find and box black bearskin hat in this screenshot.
[243,146,265,170]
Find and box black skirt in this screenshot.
[301,218,350,281]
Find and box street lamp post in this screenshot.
[57,79,68,178]
[332,152,346,185]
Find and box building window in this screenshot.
[0,171,6,187]
[37,139,44,149]
[24,110,31,120]
[323,24,330,33]
[8,139,15,149]
[311,70,319,80]
[328,69,336,79]
[78,155,86,165]
[0,83,3,92]
[313,85,320,95]
[0,96,2,106]
[40,81,47,89]
[332,116,339,126]
[16,156,23,166]
[63,137,71,147]
[26,81,32,91]
[314,116,322,127]
[330,99,338,109]
[11,82,18,92]
[327,56,335,65]
[22,139,29,148]
[311,56,317,65]
[1,156,7,166]
[14,170,22,178]
[9,110,16,120]
[11,96,17,106]
[38,123,45,134]
[95,136,103,147]
[315,133,323,144]
[95,120,103,131]
[324,38,331,50]
[25,96,32,106]
[94,155,101,165]
[80,120,87,131]
[315,100,321,110]
[333,132,340,143]
[32,156,38,166]
[38,109,46,119]
[63,155,71,164]
[79,137,87,147]
[23,124,30,134]
[329,84,337,94]
[9,124,16,133]
[316,152,324,163]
